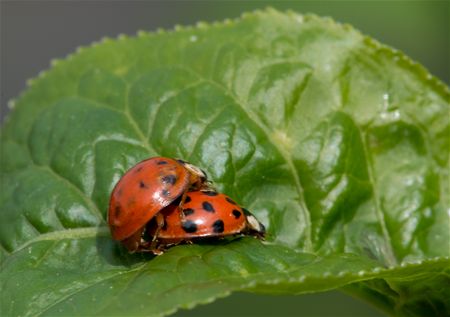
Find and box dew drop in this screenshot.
[382,93,389,110]
[392,110,400,119]
[239,269,249,277]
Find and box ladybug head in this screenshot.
[177,159,208,182]
[243,208,266,237]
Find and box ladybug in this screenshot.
[108,157,210,252]
[145,190,265,254]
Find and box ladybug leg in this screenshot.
[151,247,165,256]
[142,239,165,255]
[147,213,165,252]
[151,213,165,242]
[178,192,189,221]
[121,227,144,253]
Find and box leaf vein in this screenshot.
[38,165,104,224]
[187,105,229,160]
[11,227,110,255]
[361,129,398,266]
[146,80,204,140]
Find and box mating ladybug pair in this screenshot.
[108,157,265,254]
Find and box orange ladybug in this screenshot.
[145,190,265,254]
[108,157,209,251]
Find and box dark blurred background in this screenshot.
[1,1,448,316]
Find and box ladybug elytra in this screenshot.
[146,190,265,250]
[108,157,210,251]
[108,157,265,254]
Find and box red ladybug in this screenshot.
[145,190,265,254]
[108,157,209,251]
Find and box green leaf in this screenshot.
[1,8,449,317]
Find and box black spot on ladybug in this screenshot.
[232,209,241,219]
[184,195,192,203]
[162,174,177,185]
[202,191,218,196]
[182,220,197,233]
[202,201,215,213]
[162,189,170,197]
[226,197,237,205]
[157,160,168,165]
[135,167,143,173]
[183,208,194,216]
[139,181,148,189]
[242,208,252,216]
[212,219,224,233]
[114,206,121,217]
